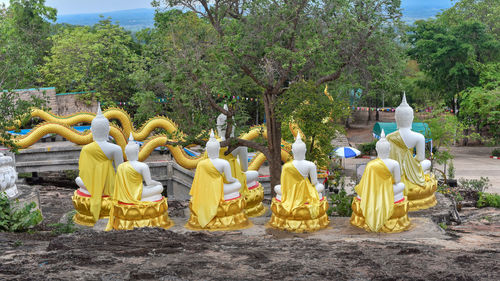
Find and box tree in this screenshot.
[40,19,138,103]
[0,91,47,151]
[407,19,500,110]
[154,0,403,189]
[0,0,56,89]
[460,63,500,142]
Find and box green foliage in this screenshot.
[447,160,455,179]
[477,192,500,208]
[492,148,500,157]
[0,192,43,232]
[327,188,354,217]
[438,222,448,230]
[0,91,47,151]
[408,18,500,108]
[437,185,463,202]
[0,0,56,89]
[48,210,77,235]
[459,177,491,192]
[40,19,138,103]
[278,81,349,167]
[358,140,377,156]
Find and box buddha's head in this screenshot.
[206,129,220,159]
[376,129,390,159]
[125,133,139,161]
[292,132,306,161]
[91,103,110,141]
[395,93,414,129]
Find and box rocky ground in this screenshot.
[1,185,499,281]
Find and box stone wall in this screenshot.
[9,87,57,112]
[55,92,97,116]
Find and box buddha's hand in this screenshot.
[148,180,162,186]
[315,183,325,193]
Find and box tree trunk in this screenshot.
[264,92,282,197]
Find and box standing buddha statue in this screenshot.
[386,94,437,211]
[268,132,329,233]
[350,130,411,233]
[72,103,124,226]
[216,105,265,217]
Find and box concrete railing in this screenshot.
[13,144,272,199]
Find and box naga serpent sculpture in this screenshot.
[7,108,305,171]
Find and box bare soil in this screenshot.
[1,186,499,280]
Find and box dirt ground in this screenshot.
[1,186,499,281]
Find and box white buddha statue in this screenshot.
[122,134,164,202]
[350,130,411,233]
[106,134,173,231]
[268,132,329,233]
[186,130,250,230]
[72,103,124,226]
[386,93,437,211]
[356,130,405,202]
[0,152,18,199]
[205,129,241,201]
[274,132,325,201]
[216,105,264,217]
[393,93,431,173]
[216,104,259,187]
[75,103,124,195]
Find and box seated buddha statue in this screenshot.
[386,94,437,211]
[350,130,411,233]
[268,132,329,233]
[106,134,173,231]
[186,130,250,231]
[72,104,124,226]
[216,105,264,217]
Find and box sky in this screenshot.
[0,0,454,15]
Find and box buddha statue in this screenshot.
[350,130,411,233]
[106,134,173,231]
[72,103,124,226]
[216,105,264,217]
[386,94,437,211]
[186,130,250,231]
[0,152,18,199]
[268,132,329,233]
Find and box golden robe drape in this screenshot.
[280,162,320,219]
[189,159,226,227]
[354,158,395,232]
[111,162,144,204]
[78,142,116,221]
[386,131,426,189]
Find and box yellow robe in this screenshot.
[354,158,395,232]
[189,159,227,228]
[112,162,146,204]
[280,162,320,219]
[387,131,426,191]
[78,142,116,221]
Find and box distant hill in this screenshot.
[56,8,156,31]
[56,2,454,31]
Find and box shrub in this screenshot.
[48,211,77,235]
[358,140,377,156]
[477,192,500,208]
[0,193,43,232]
[492,148,500,157]
[327,188,354,217]
[459,177,491,192]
